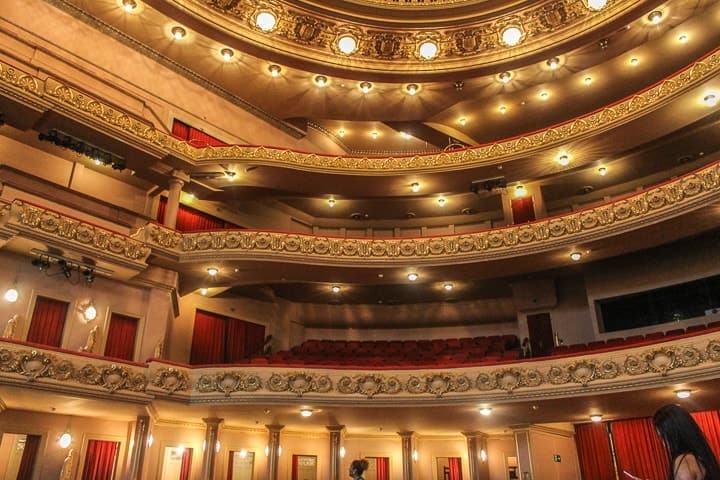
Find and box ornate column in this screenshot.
[201,417,223,480]
[327,425,345,480]
[127,415,150,479]
[266,424,284,480]
[398,431,415,480]
[164,170,189,229]
[463,431,489,480]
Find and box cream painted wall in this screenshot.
[215,427,269,480]
[145,421,205,480]
[416,436,469,480]
[528,429,579,480]
[487,436,517,480]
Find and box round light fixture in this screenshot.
[418,41,439,60]
[570,252,582,261]
[584,76,593,85]
[84,302,97,322]
[256,11,277,31]
[459,117,467,126]
[703,93,718,107]
[411,182,420,193]
[590,414,603,422]
[371,131,378,139]
[498,105,507,114]
[598,166,607,176]
[407,273,419,282]
[501,26,523,46]
[300,408,313,417]
[540,91,549,100]
[59,432,72,448]
[437,197,446,207]
[268,64,282,77]
[406,84,419,95]
[629,57,639,66]
[678,34,688,43]
[647,10,663,24]
[557,153,570,166]
[200,288,208,296]
[546,57,560,70]
[338,129,345,138]
[359,81,372,93]
[676,389,691,399]
[514,185,527,198]
[328,198,336,208]
[479,407,492,416]
[220,48,234,61]
[331,285,341,293]
[122,0,137,12]
[585,0,607,10]
[498,71,512,84]
[337,35,357,55]
[171,26,187,40]
[4,287,18,303]
[314,75,328,87]
[443,283,453,291]
[207,267,219,276]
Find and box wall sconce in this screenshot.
[265,446,269,456]
[412,449,419,462]
[278,446,282,457]
[175,445,185,455]
[339,446,346,458]
[4,286,18,303]
[82,300,98,322]
[215,440,221,453]
[480,449,487,462]
[147,434,154,447]
[59,432,72,448]
[240,449,248,458]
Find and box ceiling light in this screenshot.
[678,34,688,43]
[220,48,234,61]
[629,57,639,66]
[359,81,372,93]
[300,408,313,417]
[443,283,453,291]
[411,182,420,193]
[459,117,466,126]
[437,197,446,206]
[703,93,718,107]
[590,414,603,422]
[479,407,492,416]
[84,302,97,322]
[406,84,419,95]
[337,129,345,138]
[337,35,357,55]
[256,11,277,31]
[501,26,523,46]
[557,153,570,166]
[498,71,512,84]
[268,64,282,77]
[498,105,507,114]
[540,91,549,100]
[331,285,341,293]
[407,273,419,282]
[401,132,410,139]
[171,26,186,40]
[225,170,237,181]
[314,75,328,87]
[647,10,663,24]
[585,0,607,10]
[328,198,336,208]
[598,166,607,176]
[418,41,439,60]
[4,287,18,303]
[371,131,378,139]
[570,252,582,261]
[200,288,208,296]
[584,76,593,85]
[676,389,691,399]
[514,185,527,198]
[207,267,219,276]
[546,57,560,70]
[59,432,72,449]
[122,0,137,12]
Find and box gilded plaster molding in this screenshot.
[196,371,262,396]
[266,372,333,396]
[151,367,191,394]
[0,47,719,174]
[142,160,720,263]
[1,200,152,263]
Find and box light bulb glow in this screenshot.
[407,273,419,282]
[499,105,507,114]
[648,10,663,24]
[84,303,97,321]
[122,0,137,12]
[540,91,549,100]
[514,185,527,198]
[598,166,607,176]
[412,449,419,462]
[207,267,219,276]
[300,408,313,417]
[411,182,420,192]
[629,57,639,66]
[176,445,185,455]
[676,389,691,399]
[590,414,603,422]
[200,288,208,296]
[498,71,512,84]
[584,76,593,85]
[501,26,523,46]
[437,197,446,206]
[328,198,336,208]
[479,407,492,416]
[240,449,248,458]
[406,84,419,95]
[418,41,438,60]
[337,35,357,55]
[586,0,607,10]
[443,283,453,291]
[171,26,186,40]
[265,446,270,456]
[59,432,72,448]
[371,131,378,139]
[220,48,234,61]
[338,130,345,138]
[360,81,372,93]
[703,93,718,107]
[546,57,560,70]
[339,446,346,458]
[314,75,328,87]
[4,288,18,303]
[678,34,688,43]
[480,449,487,462]
[268,64,282,77]
[147,434,154,447]
[331,285,341,293]
[256,12,277,31]
[216,441,221,453]
[278,446,282,457]
[570,252,582,261]
[557,153,570,166]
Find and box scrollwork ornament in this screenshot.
[152,367,189,394]
[196,372,262,397]
[18,350,53,381]
[407,374,472,397]
[676,346,703,367]
[476,372,498,391]
[644,348,677,376]
[707,340,720,362]
[0,348,19,372]
[547,365,570,385]
[624,355,648,376]
[337,375,400,398]
[265,373,331,396]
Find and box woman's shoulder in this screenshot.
[673,453,706,480]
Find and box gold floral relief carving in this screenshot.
[476,367,543,392]
[266,372,332,396]
[406,374,471,397]
[196,372,262,396]
[151,367,190,394]
[75,364,147,393]
[337,375,402,398]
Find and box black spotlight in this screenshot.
[31,257,50,271]
[83,268,95,284]
[58,260,72,279]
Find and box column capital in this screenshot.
[170,169,191,183]
[397,431,415,439]
[326,425,346,434]
[203,417,224,428]
[266,424,285,433]
[461,431,488,439]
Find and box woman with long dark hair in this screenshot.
[653,404,720,480]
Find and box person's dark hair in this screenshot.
[349,459,369,480]
[653,404,720,480]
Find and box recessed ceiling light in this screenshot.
[570,252,582,261]
[220,48,234,61]
[585,0,607,10]
[443,283,453,291]
[676,389,691,399]
[337,35,357,55]
[407,273,419,282]
[459,117,467,126]
[359,81,372,93]
[122,0,137,12]
[629,57,639,66]
[479,407,492,416]
[584,76,593,85]
[678,34,688,43]
[590,414,603,422]
[207,267,219,276]
[371,131,378,139]
[411,182,420,193]
[598,166,607,176]
[331,285,341,293]
[256,11,277,31]
[268,64,282,77]
[702,92,718,107]
[300,408,313,417]
[546,57,560,70]
[200,288,208,296]
[171,26,186,40]
[338,129,345,138]
[498,71,512,84]
[401,131,411,139]
[314,75,328,87]
[498,105,507,114]
[418,41,439,60]
[501,26,523,46]
[557,153,570,166]
[514,185,527,198]
[540,91,549,100]
[328,198,336,208]
[647,10,663,24]
[225,171,237,180]
[406,84,419,95]
[437,197,446,206]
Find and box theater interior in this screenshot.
[0,0,720,478]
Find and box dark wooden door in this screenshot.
[527,313,554,357]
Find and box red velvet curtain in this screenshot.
[575,422,614,480]
[156,197,167,224]
[226,319,248,364]
[611,418,668,480]
[16,434,41,480]
[691,410,720,460]
[375,457,390,480]
[26,296,68,347]
[190,310,226,364]
[244,321,266,358]
[292,454,300,480]
[104,313,138,361]
[171,119,190,140]
[81,440,119,480]
[180,448,193,480]
[172,119,227,147]
[157,197,240,232]
[511,197,535,224]
[448,457,462,480]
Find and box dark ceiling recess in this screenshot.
[471,177,507,193]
